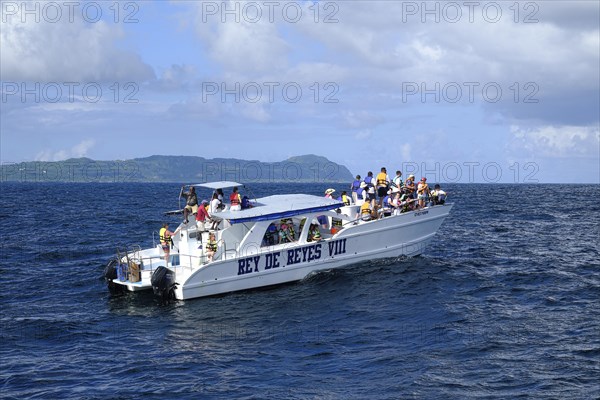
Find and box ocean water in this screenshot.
[1,183,599,399]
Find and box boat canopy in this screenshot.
[191,181,244,190]
[215,194,344,224]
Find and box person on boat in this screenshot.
[229,186,242,211]
[209,192,221,230]
[355,181,367,206]
[379,189,393,218]
[279,223,295,243]
[180,186,198,224]
[392,170,403,189]
[264,223,279,246]
[430,184,447,205]
[375,167,390,207]
[350,175,361,204]
[331,209,343,233]
[360,200,372,221]
[324,188,335,199]
[417,177,430,208]
[159,223,175,266]
[241,195,253,209]
[216,189,225,210]
[196,200,209,234]
[307,223,322,242]
[338,190,351,206]
[281,218,296,239]
[205,232,218,262]
[364,172,376,203]
[391,188,402,215]
[399,192,416,212]
[404,174,416,198]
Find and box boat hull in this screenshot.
[175,204,452,300]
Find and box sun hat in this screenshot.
[421,177,427,181]
[325,188,335,195]
[408,174,415,179]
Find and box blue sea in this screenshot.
[1,183,599,399]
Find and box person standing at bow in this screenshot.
[350,175,361,204]
[375,167,390,207]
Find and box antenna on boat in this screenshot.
[244,184,258,202]
[178,185,184,211]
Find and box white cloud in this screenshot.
[510,125,600,157]
[191,1,289,76]
[36,139,96,161]
[343,110,384,129]
[0,4,154,82]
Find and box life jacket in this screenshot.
[364,176,374,188]
[360,202,371,215]
[311,228,321,240]
[376,172,388,187]
[159,227,173,246]
[230,192,240,206]
[332,218,342,227]
[206,239,217,252]
[382,195,390,206]
[356,187,364,197]
[351,180,361,192]
[340,194,350,206]
[393,176,403,188]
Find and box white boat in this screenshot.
[104,181,453,301]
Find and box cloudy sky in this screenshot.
[1,0,598,183]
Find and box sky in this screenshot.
[1,0,599,183]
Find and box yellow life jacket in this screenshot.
[376,172,388,187]
[207,239,217,252]
[341,194,350,206]
[159,227,172,245]
[360,202,371,215]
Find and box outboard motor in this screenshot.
[104,258,124,294]
[151,266,177,303]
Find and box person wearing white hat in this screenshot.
[355,181,367,206]
[324,188,336,199]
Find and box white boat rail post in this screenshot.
[217,239,226,261]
